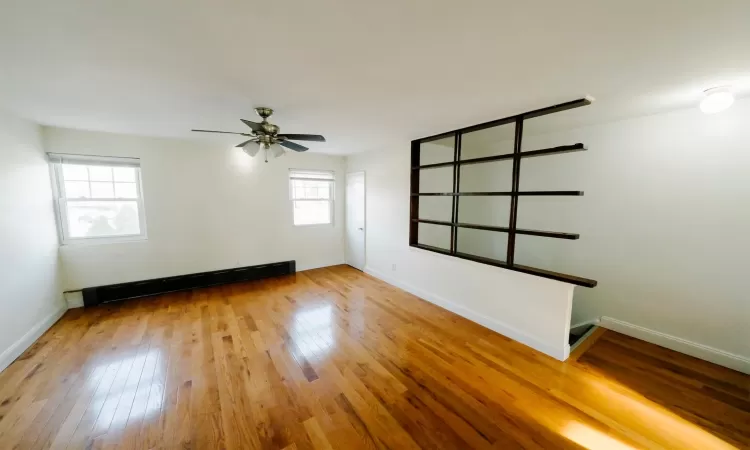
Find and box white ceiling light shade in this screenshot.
[700,86,734,114]
[271,145,285,158]
[240,142,285,161]
[242,142,261,157]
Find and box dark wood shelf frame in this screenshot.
[410,98,598,288]
[412,191,583,196]
[413,219,580,240]
[412,244,597,287]
[413,143,586,170]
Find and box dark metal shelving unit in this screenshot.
[409,98,597,288]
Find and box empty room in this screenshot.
[0,1,748,449]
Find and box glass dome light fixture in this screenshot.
[241,141,261,157]
[700,86,734,114]
[270,144,285,159]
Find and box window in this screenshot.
[289,170,334,226]
[49,153,147,244]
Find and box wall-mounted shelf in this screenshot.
[413,219,579,240]
[412,191,583,196]
[417,98,591,143]
[413,143,586,170]
[412,244,597,288]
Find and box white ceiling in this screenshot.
[1,0,749,155]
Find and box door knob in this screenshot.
[358,227,364,231]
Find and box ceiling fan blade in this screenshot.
[278,134,326,142]
[235,139,256,148]
[279,140,308,152]
[240,119,262,132]
[192,129,252,136]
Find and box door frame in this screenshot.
[345,171,366,270]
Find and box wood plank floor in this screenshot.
[0,265,747,449]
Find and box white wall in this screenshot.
[347,143,577,360]
[517,100,750,372]
[44,127,346,291]
[0,111,65,371]
[348,99,750,372]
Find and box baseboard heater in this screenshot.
[81,260,296,307]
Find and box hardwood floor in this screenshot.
[0,265,747,449]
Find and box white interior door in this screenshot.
[346,171,366,270]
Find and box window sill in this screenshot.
[293,223,334,228]
[61,235,148,247]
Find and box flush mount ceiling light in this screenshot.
[700,86,734,114]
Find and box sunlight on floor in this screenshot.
[562,422,635,450]
[583,379,738,449]
[88,348,166,431]
[292,304,335,359]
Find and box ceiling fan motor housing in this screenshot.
[261,123,280,136]
[255,107,274,120]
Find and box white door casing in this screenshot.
[345,171,366,270]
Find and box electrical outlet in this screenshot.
[392,264,397,271]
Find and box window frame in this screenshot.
[49,154,148,246]
[289,169,335,227]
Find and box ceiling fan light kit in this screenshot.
[192,107,326,163]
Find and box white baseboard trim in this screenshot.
[64,291,84,309]
[297,260,347,272]
[364,266,569,361]
[570,318,600,330]
[0,305,68,373]
[600,316,750,374]
[569,325,600,353]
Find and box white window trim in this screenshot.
[289,169,335,227]
[49,154,148,246]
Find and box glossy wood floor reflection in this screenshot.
[0,266,748,449]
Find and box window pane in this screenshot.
[91,182,115,198]
[88,166,113,181]
[113,167,136,182]
[65,201,141,238]
[115,182,138,199]
[64,181,90,199]
[292,180,330,200]
[293,200,331,225]
[62,164,88,181]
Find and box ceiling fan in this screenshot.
[192,107,326,162]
